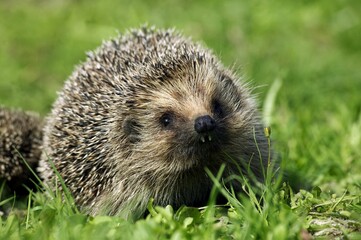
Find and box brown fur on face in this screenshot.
[38,27,273,219]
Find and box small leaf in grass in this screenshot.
[311,186,322,198]
[183,217,193,228]
[264,126,271,138]
[340,210,351,218]
[175,206,201,224]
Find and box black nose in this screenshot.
[194,115,216,133]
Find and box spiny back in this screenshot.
[0,107,43,194]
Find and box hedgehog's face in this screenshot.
[122,62,258,172]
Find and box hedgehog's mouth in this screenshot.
[194,115,218,146]
[192,132,221,157]
[198,132,214,143]
[177,134,219,159]
[175,115,227,164]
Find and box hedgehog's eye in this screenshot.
[160,113,173,128]
[212,100,224,118]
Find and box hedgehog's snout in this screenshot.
[194,115,216,143]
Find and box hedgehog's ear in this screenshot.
[122,117,141,143]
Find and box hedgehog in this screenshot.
[38,27,274,220]
[0,107,43,195]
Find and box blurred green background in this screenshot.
[1,0,360,188]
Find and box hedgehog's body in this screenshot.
[0,107,43,194]
[38,27,272,219]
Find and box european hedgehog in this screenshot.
[38,27,273,219]
[0,107,43,194]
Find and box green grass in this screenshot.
[1,0,361,239]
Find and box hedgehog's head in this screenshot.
[118,51,266,175]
